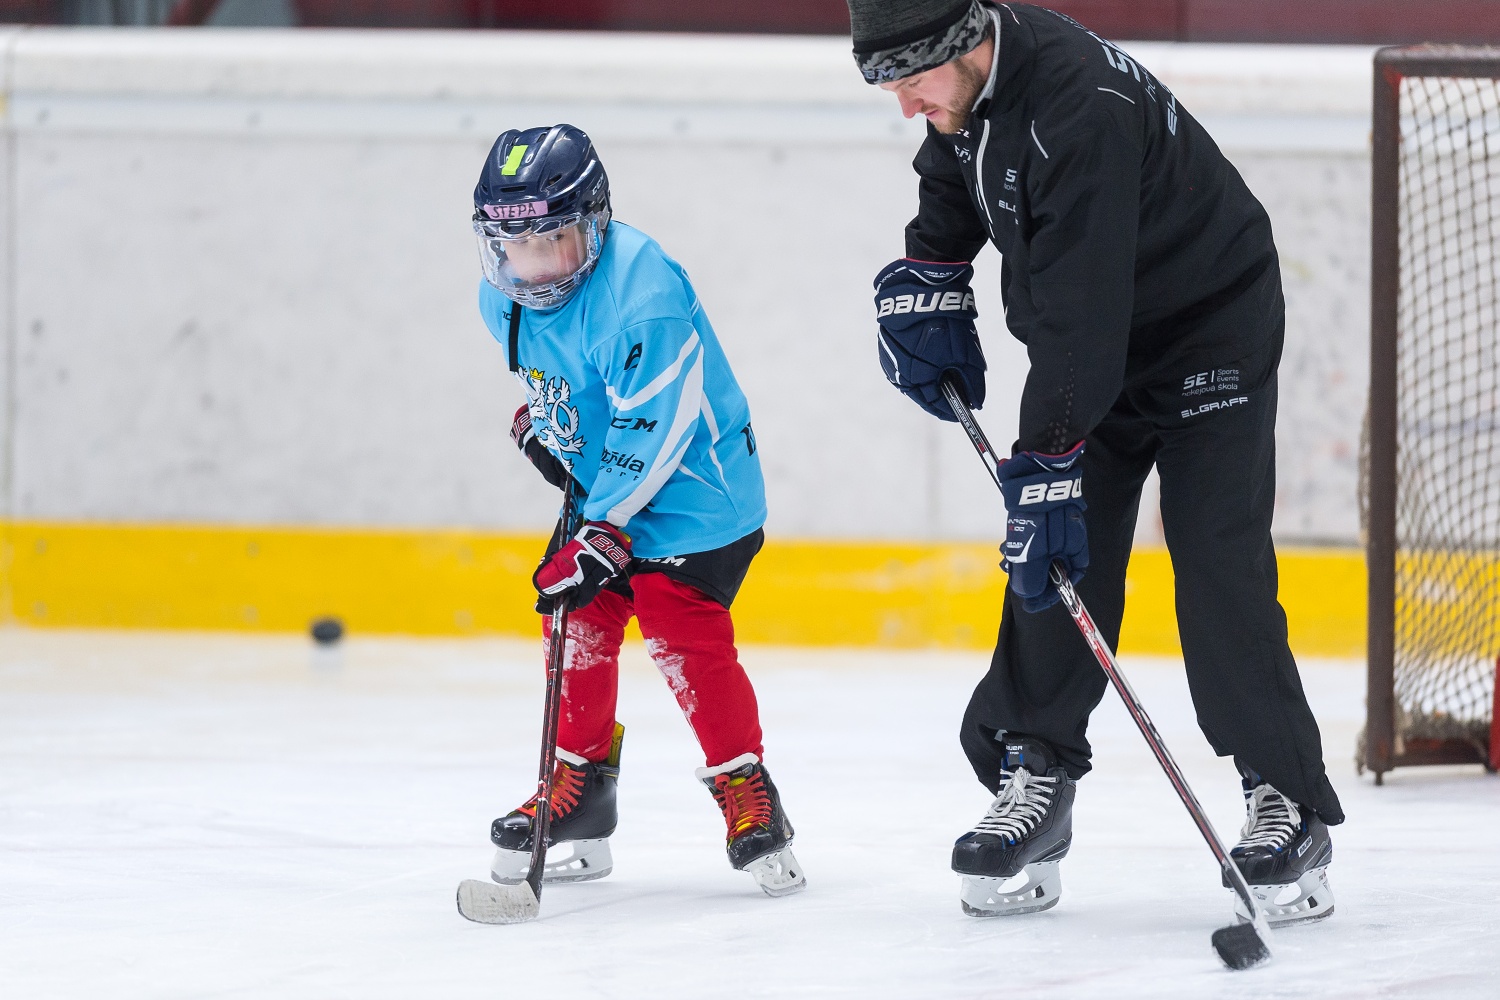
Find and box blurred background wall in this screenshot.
[0,28,1372,542]
[3,0,1499,44]
[0,9,1466,648]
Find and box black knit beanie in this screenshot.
[848,0,990,84]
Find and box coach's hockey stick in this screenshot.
[457,489,581,924]
[938,378,1272,970]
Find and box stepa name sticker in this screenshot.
[483,201,549,220]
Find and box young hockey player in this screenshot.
[471,124,804,898]
[846,1,1341,923]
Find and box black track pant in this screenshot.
[959,341,1345,825]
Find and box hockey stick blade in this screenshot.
[456,878,540,924]
[1211,919,1272,970]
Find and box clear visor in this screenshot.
[473,211,607,309]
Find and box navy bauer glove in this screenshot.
[873,258,985,422]
[997,442,1088,613]
[510,404,576,492]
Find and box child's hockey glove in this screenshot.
[533,521,633,610]
[510,404,576,492]
[997,442,1088,612]
[873,258,985,422]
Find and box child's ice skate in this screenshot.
[490,725,623,885]
[698,754,806,897]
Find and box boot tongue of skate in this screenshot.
[973,738,1062,841]
[1238,783,1301,848]
[1000,737,1057,777]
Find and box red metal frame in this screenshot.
[1491,658,1500,773]
[1366,48,1401,784]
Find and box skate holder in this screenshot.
[959,862,1061,917]
[1233,867,1334,927]
[744,848,806,897]
[491,839,613,885]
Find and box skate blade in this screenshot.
[1233,866,1334,928]
[959,862,1061,917]
[490,840,613,886]
[456,878,539,924]
[744,848,807,897]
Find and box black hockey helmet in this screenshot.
[472,125,612,309]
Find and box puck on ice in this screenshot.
[310,617,345,645]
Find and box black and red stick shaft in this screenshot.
[1045,563,1265,929]
[937,378,1272,962]
[524,489,582,902]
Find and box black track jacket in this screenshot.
[906,4,1281,454]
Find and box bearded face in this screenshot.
[878,39,992,135]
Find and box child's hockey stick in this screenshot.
[457,489,581,924]
[938,378,1272,970]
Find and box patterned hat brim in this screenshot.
[854,2,989,84]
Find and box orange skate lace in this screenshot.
[711,769,772,840]
[517,761,587,820]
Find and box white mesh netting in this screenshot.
[1384,71,1500,751]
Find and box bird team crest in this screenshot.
[522,367,586,469]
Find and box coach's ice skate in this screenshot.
[1225,770,1334,926]
[699,754,806,897]
[953,737,1075,917]
[491,739,620,885]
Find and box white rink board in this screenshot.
[1,630,1497,999]
[0,30,1373,543]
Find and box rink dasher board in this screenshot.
[5,93,1368,154]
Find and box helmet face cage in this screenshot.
[474,208,610,310]
[472,124,612,310]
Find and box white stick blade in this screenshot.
[456,878,540,924]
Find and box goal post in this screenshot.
[1364,45,1500,783]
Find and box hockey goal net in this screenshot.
[1362,46,1500,781]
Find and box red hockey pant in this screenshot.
[542,572,764,767]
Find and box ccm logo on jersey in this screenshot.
[1015,478,1083,505]
[610,416,658,432]
[876,291,976,317]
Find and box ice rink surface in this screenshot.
[1,629,1497,999]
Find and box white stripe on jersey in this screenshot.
[698,396,729,488]
[677,465,721,491]
[606,347,704,526]
[606,333,701,412]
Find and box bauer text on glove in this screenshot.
[997,443,1088,613]
[533,521,632,610]
[873,258,985,422]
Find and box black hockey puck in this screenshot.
[310,616,345,645]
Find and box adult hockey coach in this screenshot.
[847,0,1344,922]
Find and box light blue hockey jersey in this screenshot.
[478,222,767,559]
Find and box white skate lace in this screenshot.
[1236,783,1301,850]
[969,768,1057,842]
